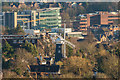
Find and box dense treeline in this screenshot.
[58,32,119,78]
[2,2,118,13]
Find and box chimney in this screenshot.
[100,34,101,38]
[100,34,101,41]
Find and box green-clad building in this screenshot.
[36,7,61,29]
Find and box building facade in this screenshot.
[4,12,17,28]
[79,11,119,32]
[36,7,61,29]
[89,11,119,26]
[3,7,61,30]
[79,15,88,31]
[51,28,72,33]
[0,12,5,27]
[17,10,37,29]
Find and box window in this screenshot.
[27,40,31,42]
[108,16,118,18]
[80,24,87,25]
[80,20,87,22]
[13,40,17,43]
[19,40,23,43]
[32,40,35,43]
[58,46,61,48]
[58,50,61,53]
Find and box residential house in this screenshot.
[2,35,41,47]
[109,25,119,31]
[33,2,39,8]
[100,34,107,42]
[104,31,114,36]
[44,57,54,65]
[27,65,60,78]
[18,3,27,8]
[97,34,108,43]
[10,4,17,8]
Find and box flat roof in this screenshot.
[17,15,31,16]
[36,7,61,12]
[51,28,72,29]
[67,32,82,34]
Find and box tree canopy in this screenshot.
[62,56,94,78]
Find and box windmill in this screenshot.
[51,23,75,62]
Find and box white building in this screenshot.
[51,28,72,33]
[24,29,40,35]
[0,12,5,26]
[67,32,84,39]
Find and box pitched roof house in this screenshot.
[97,34,109,43]
[27,65,60,78]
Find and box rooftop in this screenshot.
[29,65,60,73]
[36,7,61,12]
[67,32,82,34]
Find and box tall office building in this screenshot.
[0,12,5,26]
[79,15,87,31]
[4,12,17,28]
[3,7,61,30]
[36,7,61,29]
[79,11,119,31]
[17,10,37,29]
[89,11,119,26]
